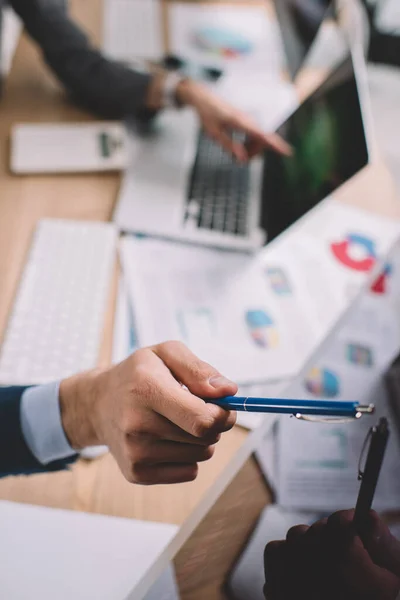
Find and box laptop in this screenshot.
[114,48,372,251]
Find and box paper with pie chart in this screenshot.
[167,2,283,75]
[276,242,400,511]
[120,198,400,386]
[120,237,305,384]
[257,199,400,352]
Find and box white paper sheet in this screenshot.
[276,246,400,511]
[0,501,177,600]
[1,7,22,77]
[228,505,320,600]
[167,2,284,76]
[103,0,163,62]
[120,237,302,384]
[214,75,298,132]
[112,274,138,365]
[120,199,400,385]
[255,417,282,494]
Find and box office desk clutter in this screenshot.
[3,1,400,599]
[119,200,400,385]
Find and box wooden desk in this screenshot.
[0,1,399,599]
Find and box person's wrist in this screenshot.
[175,78,205,108]
[59,370,104,450]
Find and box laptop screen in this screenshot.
[260,55,369,242]
[273,0,335,79]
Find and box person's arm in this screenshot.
[1,342,237,484]
[9,0,291,159]
[9,0,155,119]
[0,384,77,478]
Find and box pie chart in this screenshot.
[192,26,253,58]
[331,233,376,273]
[246,309,278,349]
[305,367,340,398]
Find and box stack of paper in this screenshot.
[118,199,400,386]
[255,241,400,512]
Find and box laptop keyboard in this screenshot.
[185,130,250,236]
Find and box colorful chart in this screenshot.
[192,26,253,58]
[305,367,340,398]
[246,309,278,349]
[347,343,373,367]
[331,233,377,272]
[265,267,292,296]
[370,263,393,295]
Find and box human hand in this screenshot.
[264,509,400,600]
[176,79,292,161]
[59,341,237,485]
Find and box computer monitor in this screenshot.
[261,52,370,242]
[273,0,335,79]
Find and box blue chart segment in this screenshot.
[192,26,253,58]
[304,367,340,398]
[245,309,278,348]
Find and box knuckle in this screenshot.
[130,463,152,485]
[184,464,198,482]
[203,445,215,460]
[192,416,216,438]
[264,540,283,561]
[327,510,351,529]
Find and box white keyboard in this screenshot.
[0,219,117,385]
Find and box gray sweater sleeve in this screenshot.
[9,0,153,119]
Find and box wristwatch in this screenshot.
[161,71,186,108]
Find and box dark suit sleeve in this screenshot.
[9,0,153,119]
[0,386,78,478]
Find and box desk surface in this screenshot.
[0,0,250,527]
[0,1,399,599]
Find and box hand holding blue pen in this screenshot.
[207,396,375,419]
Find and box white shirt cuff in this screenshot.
[20,381,75,465]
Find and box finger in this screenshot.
[132,462,199,485]
[228,114,292,157]
[152,341,238,398]
[206,126,248,161]
[264,540,287,581]
[148,379,237,440]
[326,509,356,549]
[129,439,216,465]
[263,132,293,156]
[131,409,223,446]
[286,524,310,544]
[363,510,400,575]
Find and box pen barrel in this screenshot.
[354,419,390,534]
[209,397,359,417]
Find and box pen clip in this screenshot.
[294,413,362,424]
[358,426,374,480]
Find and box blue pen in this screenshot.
[208,396,375,419]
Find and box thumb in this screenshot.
[151,341,238,398]
[363,511,400,576]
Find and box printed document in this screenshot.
[120,199,400,385]
[276,245,400,511]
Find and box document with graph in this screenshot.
[120,201,400,385]
[276,245,400,511]
[120,237,302,384]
